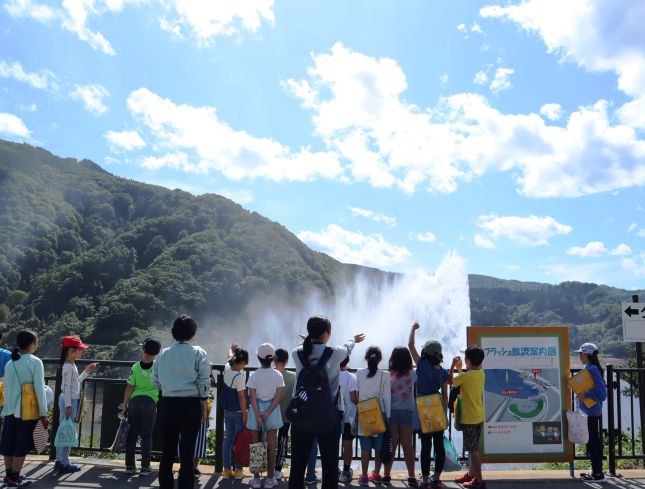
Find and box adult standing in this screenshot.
[153,316,211,489]
[289,316,365,489]
[0,330,48,488]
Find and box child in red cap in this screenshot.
[54,336,98,474]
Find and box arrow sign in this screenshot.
[622,302,645,342]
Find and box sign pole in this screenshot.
[633,294,645,468]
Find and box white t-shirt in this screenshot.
[246,367,285,401]
[356,368,391,418]
[224,364,246,392]
[339,370,358,424]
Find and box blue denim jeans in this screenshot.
[223,410,244,470]
[56,395,79,465]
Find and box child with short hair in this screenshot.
[356,346,390,487]
[55,336,98,474]
[409,323,449,488]
[246,344,285,489]
[123,338,162,475]
[221,343,249,479]
[450,346,485,489]
[338,355,358,483]
[274,348,295,481]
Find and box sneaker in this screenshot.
[274,470,284,480]
[369,472,382,484]
[193,468,202,476]
[250,477,263,489]
[233,469,245,480]
[58,464,81,475]
[6,476,32,488]
[454,473,474,484]
[140,467,153,475]
[359,475,370,487]
[382,475,391,485]
[407,477,418,487]
[222,470,234,478]
[340,469,353,483]
[430,476,446,489]
[463,480,486,489]
[125,466,137,474]
[264,477,278,488]
[52,461,62,473]
[305,474,322,485]
[67,464,82,473]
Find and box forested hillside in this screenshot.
[0,140,639,359]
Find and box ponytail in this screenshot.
[12,330,38,362]
[304,316,332,357]
[303,335,314,358]
[60,347,72,366]
[365,346,382,378]
[588,351,604,376]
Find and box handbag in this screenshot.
[566,410,589,445]
[55,418,78,448]
[380,427,393,463]
[0,377,4,406]
[109,417,130,453]
[234,428,253,467]
[33,418,49,454]
[249,430,267,474]
[442,435,461,471]
[74,389,86,423]
[13,363,39,420]
[357,371,387,437]
[453,396,463,432]
[416,393,447,433]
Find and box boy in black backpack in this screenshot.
[288,316,365,489]
[221,344,249,479]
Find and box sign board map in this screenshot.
[467,327,573,463]
[622,302,645,342]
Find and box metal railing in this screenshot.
[42,359,645,474]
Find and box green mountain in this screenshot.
[0,140,640,359]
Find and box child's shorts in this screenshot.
[359,433,384,452]
[247,399,283,431]
[390,409,413,427]
[342,422,355,441]
[462,423,483,452]
[0,415,37,457]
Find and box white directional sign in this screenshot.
[622,302,645,342]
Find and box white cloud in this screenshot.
[411,231,436,243]
[297,224,411,268]
[218,188,254,205]
[456,23,467,32]
[124,87,343,182]
[286,44,645,198]
[489,67,514,93]
[70,83,109,115]
[0,112,30,138]
[19,103,37,112]
[439,73,448,86]
[567,241,608,258]
[473,71,488,85]
[540,103,564,121]
[4,0,55,22]
[0,60,57,90]
[628,223,638,232]
[639,229,645,238]
[622,254,645,277]
[471,22,484,35]
[104,129,146,151]
[477,214,572,246]
[348,206,396,228]
[611,244,632,256]
[474,233,495,249]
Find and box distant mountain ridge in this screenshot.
[0,140,640,358]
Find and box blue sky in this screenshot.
[1,0,644,289]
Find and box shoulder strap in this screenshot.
[297,349,309,367]
[12,361,23,385]
[229,372,243,388]
[317,347,334,369]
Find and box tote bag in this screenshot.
[566,410,589,445]
[33,418,49,454]
[55,418,78,448]
[416,393,447,433]
[234,428,253,467]
[13,364,39,421]
[453,396,463,432]
[249,431,267,474]
[357,398,386,437]
[443,436,461,472]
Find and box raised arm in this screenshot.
[408,323,421,364]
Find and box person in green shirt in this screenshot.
[122,338,162,475]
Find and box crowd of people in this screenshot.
[0,317,608,488]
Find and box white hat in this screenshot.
[257,343,275,360]
[575,343,598,355]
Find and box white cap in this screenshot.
[575,343,598,355]
[257,343,275,360]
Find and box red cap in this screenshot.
[61,336,89,349]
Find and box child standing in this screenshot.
[221,343,249,479]
[246,343,285,489]
[356,346,391,487]
[409,323,449,489]
[122,338,161,475]
[384,346,417,486]
[338,355,358,483]
[274,348,295,481]
[575,342,608,483]
[55,336,98,474]
[450,346,485,489]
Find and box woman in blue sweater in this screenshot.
[575,342,607,483]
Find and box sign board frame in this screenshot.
[622,301,645,342]
[467,326,573,463]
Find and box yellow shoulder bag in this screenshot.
[13,363,39,420]
[416,393,447,433]
[357,371,387,437]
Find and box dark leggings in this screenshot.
[420,431,445,477]
[587,415,604,476]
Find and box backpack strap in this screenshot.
[316,347,334,369]
[228,372,242,389]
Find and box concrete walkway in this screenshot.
[6,459,645,489]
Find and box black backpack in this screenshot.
[286,347,338,434]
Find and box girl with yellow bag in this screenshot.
[0,330,48,488]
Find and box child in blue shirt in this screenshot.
[575,342,607,483]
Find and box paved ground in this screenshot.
[6,459,645,489]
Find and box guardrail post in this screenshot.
[606,364,616,476]
[49,364,62,461]
[214,367,224,473]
